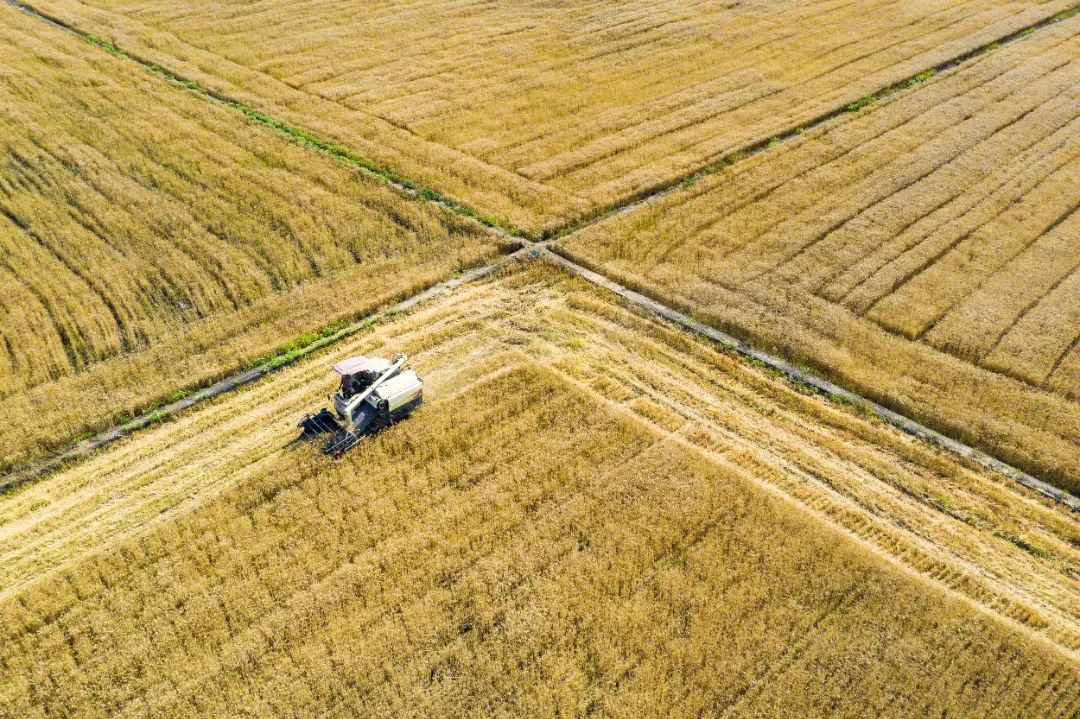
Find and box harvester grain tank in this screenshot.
[298,354,423,455]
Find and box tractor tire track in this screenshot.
[1,0,1078,512]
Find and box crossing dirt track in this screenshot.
[562,20,1080,493]
[2,0,1080,715]
[0,6,501,470]
[2,267,1078,717]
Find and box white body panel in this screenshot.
[370,370,423,410]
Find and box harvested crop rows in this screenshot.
[20,0,1079,233]
[2,0,1080,714]
[0,6,501,471]
[1,265,1077,717]
[562,19,1080,493]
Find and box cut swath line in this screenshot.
[4,242,1077,514]
[542,243,1080,511]
[0,247,528,494]
[2,0,1078,507]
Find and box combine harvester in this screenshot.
[299,354,423,456]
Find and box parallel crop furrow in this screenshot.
[949,201,1080,355]
[671,48,1060,270]
[865,144,1080,336]
[831,108,1080,311]
[757,78,1066,289]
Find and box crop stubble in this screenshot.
[0,265,1077,717]
[0,7,501,471]
[561,20,1080,493]
[1,4,1078,713]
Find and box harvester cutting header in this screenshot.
[299,354,423,456]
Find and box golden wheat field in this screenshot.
[20,0,1077,233]
[0,6,501,471]
[1,264,1077,717]
[3,0,1080,714]
[561,18,1080,494]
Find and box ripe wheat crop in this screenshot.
[562,20,1080,493]
[2,2,1078,714]
[1,264,1077,717]
[23,0,1078,234]
[0,8,500,472]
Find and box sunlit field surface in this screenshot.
[0,7,499,471]
[1,265,1076,717]
[24,0,1079,232]
[562,20,1080,492]
[2,0,1078,714]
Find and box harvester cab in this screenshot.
[298,353,423,456]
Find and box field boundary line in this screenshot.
[536,244,1080,511]
[5,0,1079,242]
[0,247,528,495]
[0,0,527,237]
[3,0,1079,505]
[539,4,1080,240]
[3,238,1076,510]
[6,0,1078,246]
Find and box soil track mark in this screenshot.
[2,0,1078,505]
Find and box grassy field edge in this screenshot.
[5,0,1078,241]
[4,0,1077,500]
[0,248,526,494]
[548,243,1080,506]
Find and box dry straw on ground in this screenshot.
[1,4,1078,715]
[24,0,1078,233]
[0,7,501,471]
[1,264,1077,717]
[561,20,1080,493]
